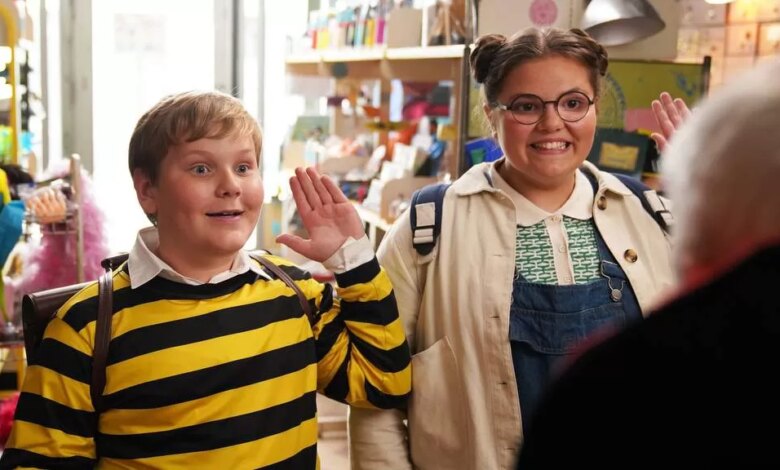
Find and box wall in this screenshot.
[90,0,216,252]
[477,0,680,59]
[677,0,780,90]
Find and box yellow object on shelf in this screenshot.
[0,0,20,163]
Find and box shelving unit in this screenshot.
[0,0,21,163]
[285,44,472,245]
[285,44,470,176]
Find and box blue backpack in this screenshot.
[409,171,673,256]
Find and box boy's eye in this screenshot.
[236,163,252,174]
[191,165,210,175]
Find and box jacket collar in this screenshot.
[450,161,501,196]
[581,161,633,197]
[450,159,633,198]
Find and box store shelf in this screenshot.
[353,201,393,233]
[385,44,465,60]
[286,46,466,83]
[352,202,393,250]
[286,45,466,65]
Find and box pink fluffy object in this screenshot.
[18,164,111,294]
[0,392,19,448]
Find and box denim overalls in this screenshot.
[509,223,643,433]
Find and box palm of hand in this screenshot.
[277,167,366,263]
[299,198,365,261]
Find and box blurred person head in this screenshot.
[662,59,780,281]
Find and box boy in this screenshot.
[0,91,411,469]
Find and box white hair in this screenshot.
[662,58,780,275]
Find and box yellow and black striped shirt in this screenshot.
[1,255,410,469]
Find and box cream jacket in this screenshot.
[350,161,675,470]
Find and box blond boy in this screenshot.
[0,91,410,469]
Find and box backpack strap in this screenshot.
[87,252,317,411]
[91,253,127,411]
[91,265,114,411]
[409,183,451,256]
[584,170,673,235]
[249,253,318,327]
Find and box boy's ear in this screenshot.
[132,169,158,217]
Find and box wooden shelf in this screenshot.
[385,44,465,60]
[286,45,466,65]
[353,202,393,233]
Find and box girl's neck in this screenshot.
[497,161,576,213]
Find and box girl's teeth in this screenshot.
[534,142,567,150]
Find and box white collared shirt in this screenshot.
[490,166,597,285]
[128,227,374,289]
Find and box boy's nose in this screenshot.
[217,173,242,197]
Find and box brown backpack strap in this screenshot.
[91,255,125,411]
[250,254,318,327]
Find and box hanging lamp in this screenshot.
[581,0,665,46]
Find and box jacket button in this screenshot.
[597,196,607,210]
[624,249,638,263]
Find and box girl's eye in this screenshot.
[511,101,539,113]
[236,164,251,174]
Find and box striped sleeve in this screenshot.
[310,257,411,410]
[0,289,99,469]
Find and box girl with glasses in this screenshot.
[350,27,687,470]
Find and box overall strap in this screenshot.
[250,254,318,327]
[409,183,451,256]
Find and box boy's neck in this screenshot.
[155,245,237,283]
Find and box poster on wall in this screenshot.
[478,0,573,41]
[598,58,710,132]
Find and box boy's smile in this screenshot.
[134,134,263,279]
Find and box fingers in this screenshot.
[651,99,674,138]
[660,92,684,128]
[276,233,312,256]
[306,167,334,205]
[651,97,676,140]
[674,97,691,120]
[660,92,692,129]
[321,174,349,203]
[294,167,322,211]
[650,133,667,153]
[289,175,312,215]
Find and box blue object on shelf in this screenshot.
[0,200,24,267]
[464,137,503,169]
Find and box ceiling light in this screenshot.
[581,0,666,47]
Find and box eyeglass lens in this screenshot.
[507,91,592,124]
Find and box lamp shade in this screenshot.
[581,0,665,46]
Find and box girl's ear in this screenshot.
[482,103,497,138]
[132,169,158,219]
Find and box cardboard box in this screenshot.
[386,8,423,48]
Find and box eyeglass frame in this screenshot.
[491,91,595,125]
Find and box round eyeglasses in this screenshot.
[493,91,595,125]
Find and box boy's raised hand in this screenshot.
[650,92,692,153]
[276,167,366,262]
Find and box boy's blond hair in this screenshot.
[128,90,262,184]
